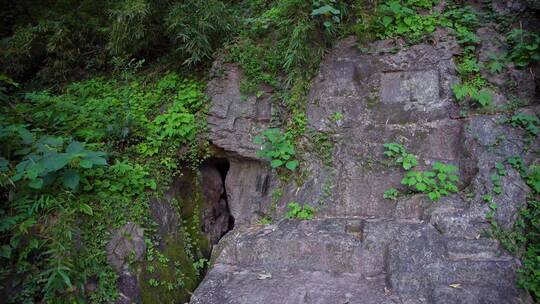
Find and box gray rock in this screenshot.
[106,222,146,304]
[225,158,274,225]
[149,197,180,238]
[476,27,536,106]
[116,271,142,304]
[193,36,535,303]
[492,0,528,14]
[206,58,273,159]
[106,222,146,272]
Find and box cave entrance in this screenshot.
[200,157,234,246]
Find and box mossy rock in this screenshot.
[138,235,200,304]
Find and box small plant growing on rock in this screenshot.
[258,216,273,225]
[286,202,315,220]
[505,113,539,137]
[254,128,299,171]
[400,162,459,201]
[383,188,399,200]
[193,258,208,276]
[452,83,492,107]
[383,143,418,170]
[507,29,540,68]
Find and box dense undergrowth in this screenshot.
[0,72,210,302]
[1,0,539,303]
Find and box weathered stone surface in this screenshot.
[206,59,272,159]
[225,158,274,225]
[106,222,146,304]
[193,36,536,303]
[492,0,528,13]
[476,27,537,106]
[149,197,180,237]
[116,271,142,304]
[193,219,525,303]
[107,222,146,272]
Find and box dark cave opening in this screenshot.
[200,158,234,245]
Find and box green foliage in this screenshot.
[506,113,540,137]
[491,162,506,195]
[108,0,155,58]
[400,162,459,201]
[165,0,235,66]
[193,258,208,276]
[457,56,481,75]
[9,135,107,191]
[507,29,540,68]
[383,143,418,170]
[286,202,315,220]
[486,52,507,74]
[312,0,342,32]
[527,165,540,194]
[0,0,235,82]
[494,199,540,301]
[0,73,208,302]
[383,188,399,200]
[258,216,273,225]
[330,111,344,122]
[452,83,492,107]
[375,0,439,41]
[255,128,299,171]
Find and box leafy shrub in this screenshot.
[400,162,459,201]
[286,202,315,220]
[452,83,492,107]
[383,143,418,170]
[507,29,540,68]
[255,128,299,170]
[0,73,208,302]
[0,0,235,82]
[12,138,107,190]
[373,0,439,41]
[312,0,342,33]
[383,188,399,200]
[506,113,539,137]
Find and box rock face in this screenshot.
[106,222,146,304]
[192,36,537,303]
[206,58,273,159]
[206,59,276,226]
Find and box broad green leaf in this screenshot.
[66,141,85,154]
[43,154,70,172]
[79,159,93,169]
[382,16,393,27]
[427,192,439,201]
[0,245,11,259]
[18,127,33,145]
[79,203,93,216]
[63,169,80,190]
[28,178,44,189]
[270,159,283,168]
[415,183,427,192]
[312,5,340,17]
[148,179,157,190]
[286,160,299,171]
